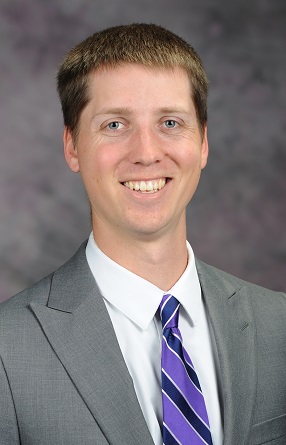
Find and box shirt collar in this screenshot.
[86,233,202,330]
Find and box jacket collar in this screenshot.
[196,259,256,445]
[30,242,154,445]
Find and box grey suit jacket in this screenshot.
[0,241,285,445]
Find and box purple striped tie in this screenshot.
[160,294,213,445]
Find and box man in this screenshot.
[0,24,285,445]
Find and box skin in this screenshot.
[64,64,208,290]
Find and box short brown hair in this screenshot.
[57,23,208,139]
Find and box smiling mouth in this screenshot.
[122,178,169,193]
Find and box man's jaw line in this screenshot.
[121,177,171,194]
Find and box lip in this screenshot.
[120,177,170,182]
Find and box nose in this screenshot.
[128,126,164,166]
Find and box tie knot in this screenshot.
[159,294,180,330]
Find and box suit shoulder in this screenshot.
[0,240,88,318]
[196,258,286,301]
[0,273,53,316]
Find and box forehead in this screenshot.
[86,63,193,111]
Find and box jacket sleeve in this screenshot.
[0,355,20,444]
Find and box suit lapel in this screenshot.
[29,242,256,444]
[196,260,256,445]
[30,244,154,445]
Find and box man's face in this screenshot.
[64,64,208,243]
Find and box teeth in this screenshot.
[123,178,167,193]
[140,181,147,192]
[146,181,153,191]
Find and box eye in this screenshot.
[163,119,178,129]
[107,121,123,130]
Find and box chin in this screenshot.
[126,220,171,239]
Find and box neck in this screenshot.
[92,223,188,291]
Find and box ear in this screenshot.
[200,126,209,169]
[63,127,80,173]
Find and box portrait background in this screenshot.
[1,0,285,301]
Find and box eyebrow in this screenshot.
[92,108,132,117]
[157,107,190,115]
[92,106,191,117]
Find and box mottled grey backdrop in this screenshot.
[1,0,285,301]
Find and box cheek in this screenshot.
[98,148,118,168]
[82,147,124,189]
[176,147,201,170]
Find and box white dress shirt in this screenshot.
[86,233,223,445]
